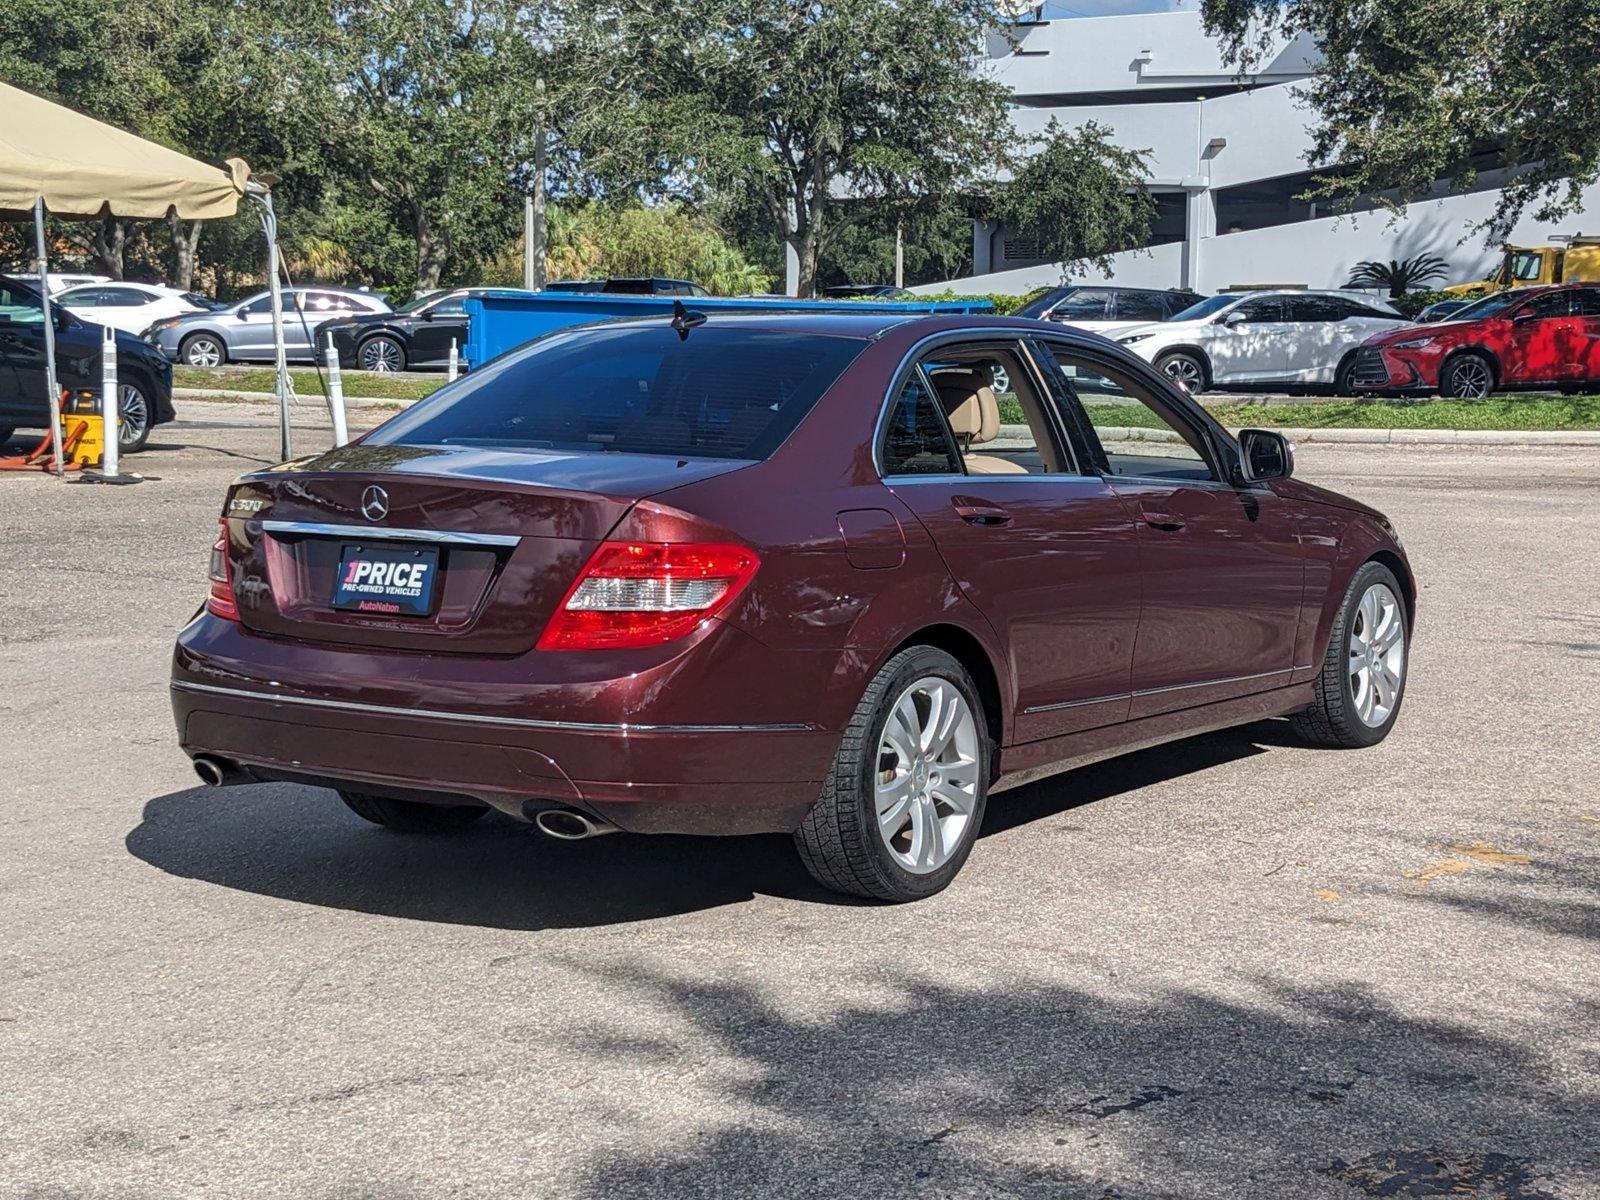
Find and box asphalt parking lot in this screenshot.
[2,401,1596,1199]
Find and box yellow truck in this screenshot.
[1445,235,1600,294]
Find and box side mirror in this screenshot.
[1511,311,1540,325]
[236,310,250,321]
[420,310,434,321]
[1236,428,1293,483]
[1222,311,1248,327]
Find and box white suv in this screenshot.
[1116,291,1411,393]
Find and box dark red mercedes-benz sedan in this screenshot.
[172,312,1414,901]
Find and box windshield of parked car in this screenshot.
[1167,294,1241,322]
[366,323,870,460]
[1449,291,1519,321]
[1013,287,1072,320]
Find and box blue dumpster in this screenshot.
[461,292,993,368]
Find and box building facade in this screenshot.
[916,7,1600,296]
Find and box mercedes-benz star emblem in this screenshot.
[360,485,389,522]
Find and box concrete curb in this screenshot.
[174,387,410,409]
[999,422,1600,448]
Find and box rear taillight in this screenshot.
[538,540,759,651]
[205,518,239,621]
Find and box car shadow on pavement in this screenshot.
[125,720,1291,931]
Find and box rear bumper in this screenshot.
[170,614,840,835]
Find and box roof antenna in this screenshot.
[670,299,707,340]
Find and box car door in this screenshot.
[877,336,1142,744]
[1280,295,1348,382]
[1502,290,1583,382]
[1039,341,1306,718]
[0,281,48,425]
[409,292,469,365]
[1568,288,1600,382]
[1205,295,1292,383]
[229,295,276,358]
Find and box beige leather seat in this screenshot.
[932,371,1028,475]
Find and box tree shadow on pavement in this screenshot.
[124,722,1287,931]
[555,964,1594,1200]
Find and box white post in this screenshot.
[447,338,459,382]
[325,332,348,446]
[33,198,65,476]
[894,222,905,289]
[100,323,119,479]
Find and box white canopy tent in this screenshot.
[0,81,295,471]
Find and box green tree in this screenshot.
[992,120,1155,277]
[481,202,772,294]
[598,0,1014,296]
[1201,0,1600,234]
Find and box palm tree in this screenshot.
[1344,253,1450,298]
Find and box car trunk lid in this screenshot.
[221,442,749,654]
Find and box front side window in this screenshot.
[368,325,868,461]
[1048,348,1215,483]
[1285,296,1345,322]
[0,283,44,323]
[239,296,272,316]
[1509,251,1544,282]
[1513,291,1571,320]
[881,371,960,475]
[100,287,154,307]
[1230,297,1286,323]
[1047,291,1113,321]
[56,290,103,308]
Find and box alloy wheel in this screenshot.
[1447,357,1492,398]
[874,677,981,874]
[361,338,402,372]
[1162,354,1203,390]
[1348,582,1406,728]
[118,384,150,447]
[184,337,222,368]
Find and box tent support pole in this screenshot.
[33,198,65,476]
[248,187,291,462]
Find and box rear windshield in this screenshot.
[366,323,869,460]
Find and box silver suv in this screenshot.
[145,287,391,366]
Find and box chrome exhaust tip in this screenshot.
[192,755,246,787]
[532,808,617,841]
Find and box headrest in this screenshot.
[932,369,1000,445]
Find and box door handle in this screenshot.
[952,498,1012,526]
[1140,509,1186,532]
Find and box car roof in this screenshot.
[575,310,1135,343]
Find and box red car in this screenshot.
[173,313,1414,902]
[1354,283,1600,397]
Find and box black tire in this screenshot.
[117,376,154,453]
[0,425,15,447]
[179,333,227,367]
[1334,353,1359,396]
[359,334,407,373]
[794,646,990,902]
[1440,351,1495,399]
[1291,561,1410,749]
[1155,349,1208,394]
[338,789,489,833]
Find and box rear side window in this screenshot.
[1113,292,1168,321]
[368,324,868,460]
[881,370,960,475]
